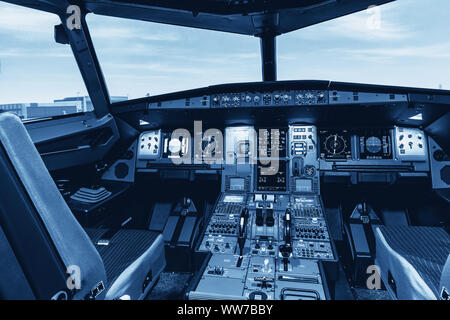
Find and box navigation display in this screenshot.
[257,160,288,192]
[319,129,352,160]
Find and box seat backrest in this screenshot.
[440,255,450,300]
[0,113,107,300]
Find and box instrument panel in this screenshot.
[145,82,426,111]
[193,193,332,300]
[358,128,392,160]
[136,125,430,177]
[319,128,394,161]
[319,130,351,160]
[211,90,328,108]
[257,160,288,192]
[257,128,287,158]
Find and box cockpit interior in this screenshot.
[0,0,449,302]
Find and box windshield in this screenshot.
[278,0,450,89]
[0,2,96,121]
[2,0,449,116]
[86,0,449,102]
[86,14,260,99]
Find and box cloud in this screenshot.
[333,42,450,63]
[294,5,413,42]
[0,4,59,34]
[89,26,181,41]
[102,62,205,75]
[325,13,411,41]
[0,48,72,58]
[172,52,259,65]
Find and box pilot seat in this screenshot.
[375,225,450,300]
[0,112,165,300]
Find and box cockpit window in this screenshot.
[0,2,90,121]
[278,0,450,90]
[86,14,260,100]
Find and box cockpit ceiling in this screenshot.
[4,0,395,35]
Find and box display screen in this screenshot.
[319,129,352,160]
[258,128,287,158]
[257,160,287,192]
[162,132,190,159]
[358,128,392,160]
[295,179,313,193]
[223,195,244,203]
[229,178,246,191]
[319,128,393,160]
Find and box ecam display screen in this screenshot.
[257,160,287,192]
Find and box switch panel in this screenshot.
[250,239,278,257]
[138,130,161,160]
[395,127,427,161]
[293,240,334,260]
[293,218,330,241]
[289,125,317,158]
[199,235,237,254]
[289,125,319,194]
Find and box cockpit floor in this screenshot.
[352,288,391,300]
[146,272,192,300]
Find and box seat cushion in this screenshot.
[375,226,450,300]
[86,228,166,300]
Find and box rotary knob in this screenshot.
[317,92,325,102]
[304,165,316,177]
[295,94,304,104]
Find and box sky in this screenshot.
[1,0,450,104]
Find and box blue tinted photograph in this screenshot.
[0,0,449,307]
